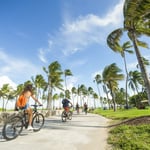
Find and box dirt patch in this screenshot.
[109,115,150,127]
[122,115,150,125]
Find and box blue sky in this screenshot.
[0,0,149,94]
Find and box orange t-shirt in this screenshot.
[16,95,27,108]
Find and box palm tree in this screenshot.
[107,31,133,108]
[102,63,124,111]
[128,70,144,106]
[52,93,59,110]
[106,0,150,104]
[64,69,73,90]
[128,70,144,94]
[123,0,150,104]
[79,84,88,107]
[115,88,127,108]
[87,87,94,108]
[31,74,47,101]
[59,92,65,109]
[94,74,103,108]
[92,92,98,109]
[71,87,77,106]
[43,61,63,115]
[0,84,11,111]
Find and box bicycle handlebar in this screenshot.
[31,104,43,107]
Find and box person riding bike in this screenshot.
[16,84,42,130]
[62,98,73,114]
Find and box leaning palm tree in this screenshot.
[43,61,63,115]
[123,0,150,104]
[94,74,103,108]
[64,69,73,90]
[71,87,77,106]
[31,74,46,101]
[107,0,150,104]
[107,31,133,108]
[128,70,144,94]
[102,63,124,111]
[92,92,98,109]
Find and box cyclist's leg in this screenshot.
[65,107,69,112]
[26,108,33,126]
[61,109,67,122]
[24,104,33,129]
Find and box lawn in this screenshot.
[93,107,150,150]
[93,107,150,120]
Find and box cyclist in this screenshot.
[16,84,42,130]
[83,102,88,115]
[62,98,73,114]
[76,102,80,114]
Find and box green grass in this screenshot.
[93,108,150,150]
[108,125,150,150]
[93,107,150,120]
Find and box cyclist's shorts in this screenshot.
[64,106,69,112]
[20,103,30,110]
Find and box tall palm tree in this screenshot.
[107,0,150,104]
[71,87,77,106]
[43,61,63,114]
[125,0,150,103]
[59,92,65,109]
[87,87,94,108]
[92,92,98,109]
[102,63,124,111]
[31,74,47,101]
[52,93,59,110]
[64,69,73,90]
[107,31,133,108]
[79,84,88,107]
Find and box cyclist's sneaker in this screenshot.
[27,125,33,131]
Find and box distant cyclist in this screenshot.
[62,98,73,113]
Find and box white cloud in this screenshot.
[0,50,42,84]
[38,48,48,63]
[66,76,78,90]
[38,0,124,61]
[0,75,17,89]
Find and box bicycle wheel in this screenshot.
[32,113,45,131]
[68,111,72,120]
[2,116,23,140]
[61,111,67,122]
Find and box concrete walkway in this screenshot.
[0,112,111,150]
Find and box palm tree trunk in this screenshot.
[131,32,150,104]
[109,81,116,111]
[96,84,103,108]
[123,56,129,109]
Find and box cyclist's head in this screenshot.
[24,84,34,92]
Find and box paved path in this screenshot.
[0,112,111,150]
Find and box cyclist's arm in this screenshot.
[31,95,42,105]
[69,101,73,107]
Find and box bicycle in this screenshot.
[2,104,44,140]
[61,106,73,122]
